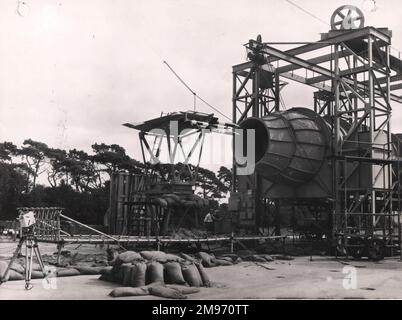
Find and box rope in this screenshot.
[163,60,232,121]
[284,0,330,27]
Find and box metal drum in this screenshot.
[240,108,330,185]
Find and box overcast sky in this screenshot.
[0,0,402,171]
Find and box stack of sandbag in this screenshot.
[153,194,209,209]
[0,260,24,281]
[0,259,99,282]
[194,252,274,265]
[195,252,241,267]
[99,250,211,290]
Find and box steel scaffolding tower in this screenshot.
[232,26,402,257]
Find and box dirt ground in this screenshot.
[1,238,402,299]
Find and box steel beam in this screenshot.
[306,66,370,85]
[264,27,391,66]
[263,44,402,104]
[232,61,253,73]
[277,51,349,74]
[280,71,333,92]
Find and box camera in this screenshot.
[18,211,36,228]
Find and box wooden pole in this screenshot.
[60,214,126,250]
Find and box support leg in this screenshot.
[25,240,29,283]
[0,237,24,284]
[56,243,64,266]
[25,240,34,290]
[34,241,48,279]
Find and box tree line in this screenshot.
[0,139,233,224]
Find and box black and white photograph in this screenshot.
[1,0,402,306]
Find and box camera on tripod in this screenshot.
[0,209,49,290]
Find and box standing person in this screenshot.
[204,211,214,233]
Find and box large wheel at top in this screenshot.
[330,5,365,30]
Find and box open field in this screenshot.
[1,238,402,299]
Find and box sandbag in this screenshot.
[216,256,233,263]
[261,255,274,262]
[100,266,113,274]
[107,248,119,263]
[31,263,42,272]
[243,255,268,263]
[140,251,168,262]
[57,268,80,277]
[215,259,233,266]
[113,269,123,282]
[179,253,196,263]
[183,200,196,207]
[75,266,105,275]
[10,262,25,274]
[221,254,239,261]
[98,266,113,280]
[196,199,205,208]
[149,286,187,299]
[165,254,184,263]
[163,197,177,207]
[164,194,182,203]
[166,284,201,295]
[273,255,294,261]
[112,262,130,282]
[154,198,168,208]
[122,264,133,286]
[99,273,118,283]
[146,261,164,284]
[164,262,186,285]
[130,262,147,287]
[114,251,142,266]
[196,252,216,267]
[31,271,45,279]
[8,270,24,281]
[109,286,150,297]
[195,262,211,287]
[0,261,10,282]
[234,257,243,264]
[181,264,202,287]
[253,255,269,263]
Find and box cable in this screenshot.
[285,0,330,27]
[195,95,232,122]
[163,60,232,121]
[163,60,196,97]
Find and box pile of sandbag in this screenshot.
[194,252,241,267]
[193,252,276,266]
[0,259,98,282]
[153,193,209,209]
[99,250,214,299]
[99,250,211,290]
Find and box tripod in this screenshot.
[0,226,49,290]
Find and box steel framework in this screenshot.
[232,26,402,257]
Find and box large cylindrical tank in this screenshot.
[240,108,330,185]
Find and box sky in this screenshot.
[0,0,402,172]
